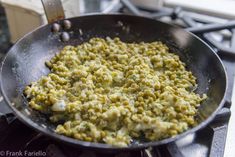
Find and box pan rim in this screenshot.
[0,13,228,151]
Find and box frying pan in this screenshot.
[0,0,227,151]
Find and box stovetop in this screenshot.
[0,1,235,157]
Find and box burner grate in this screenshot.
[110,0,235,58]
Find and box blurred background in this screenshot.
[0,0,235,44]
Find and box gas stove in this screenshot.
[0,1,235,157]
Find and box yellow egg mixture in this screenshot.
[24,37,206,147]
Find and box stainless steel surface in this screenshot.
[80,0,121,14]
[224,81,235,157]
[130,0,163,9]
[41,0,65,23]
[102,0,120,13]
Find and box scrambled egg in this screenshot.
[24,37,206,147]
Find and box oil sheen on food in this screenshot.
[24,37,206,147]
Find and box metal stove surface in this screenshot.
[0,1,235,157]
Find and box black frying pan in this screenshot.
[0,12,227,151]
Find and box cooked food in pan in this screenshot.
[24,37,206,147]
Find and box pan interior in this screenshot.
[1,14,226,148]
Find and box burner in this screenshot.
[0,1,234,157]
[0,117,143,157]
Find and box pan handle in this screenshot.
[41,0,65,23]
